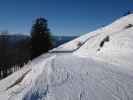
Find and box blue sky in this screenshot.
[0,0,133,36]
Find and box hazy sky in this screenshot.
[0,0,133,36]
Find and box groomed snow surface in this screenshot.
[1,14,133,100]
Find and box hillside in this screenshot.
[0,14,133,100]
[0,35,76,66]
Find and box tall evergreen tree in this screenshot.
[30,18,53,58]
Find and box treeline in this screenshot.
[0,17,53,79]
[0,34,31,79]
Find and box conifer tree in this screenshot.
[31,18,53,58]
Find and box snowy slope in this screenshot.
[1,54,133,100]
[0,14,133,100]
[75,14,133,66]
[53,14,133,52]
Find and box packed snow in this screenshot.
[0,14,133,100]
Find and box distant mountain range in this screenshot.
[0,34,77,48]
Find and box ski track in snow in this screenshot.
[20,54,133,100]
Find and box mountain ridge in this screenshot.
[0,14,133,100]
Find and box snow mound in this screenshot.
[0,54,56,100]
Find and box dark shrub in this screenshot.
[100,36,110,47]
[125,24,133,29]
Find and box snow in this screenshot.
[1,14,133,100]
[75,14,133,66]
[52,14,133,52]
[0,54,56,100]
